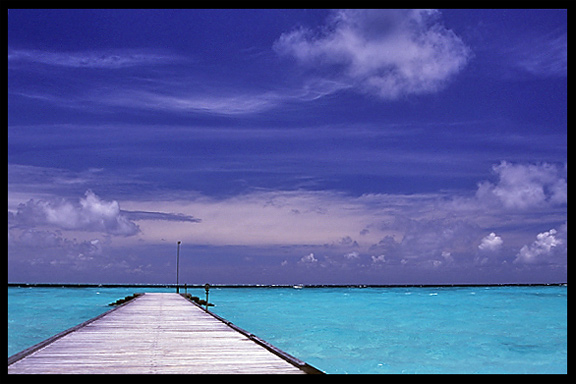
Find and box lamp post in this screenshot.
[176,241,181,293]
[204,283,210,312]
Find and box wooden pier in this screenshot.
[8,293,322,374]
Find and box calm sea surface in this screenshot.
[8,285,567,374]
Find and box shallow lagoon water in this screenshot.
[8,285,567,373]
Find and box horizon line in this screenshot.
[8,282,567,288]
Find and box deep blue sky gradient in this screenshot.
[8,9,567,284]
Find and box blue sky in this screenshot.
[8,9,567,284]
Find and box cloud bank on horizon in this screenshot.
[8,9,567,284]
[8,161,566,284]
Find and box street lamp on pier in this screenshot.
[176,241,181,293]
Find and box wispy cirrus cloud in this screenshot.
[509,30,567,78]
[8,48,180,69]
[106,88,284,115]
[9,10,473,117]
[8,49,346,116]
[122,210,201,223]
[101,76,352,115]
[274,9,471,99]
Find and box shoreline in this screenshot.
[8,282,567,288]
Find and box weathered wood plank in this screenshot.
[8,293,322,374]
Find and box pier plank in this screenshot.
[8,293,319,374]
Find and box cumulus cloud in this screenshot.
[478,232,503,252]
[515,224,567,265]
[299,252,318,264]
[344,251,360,260]
[9,190,140,236]
[476,161,567,210]
[367,218,480,269]
[274,9,471,99]
[9,227,106,268]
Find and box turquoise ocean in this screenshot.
[8,285,567,374]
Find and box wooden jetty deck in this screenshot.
[8,293,322,374]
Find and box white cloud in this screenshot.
[441,251,453,262]
[476,161,567,210]
[9,190,140,236]
[299,253,318,264]
[344,251,360,260]
[515,224,567,265]
[9,227,106,268]
[478,232,503,252]
[274,9,471,99]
